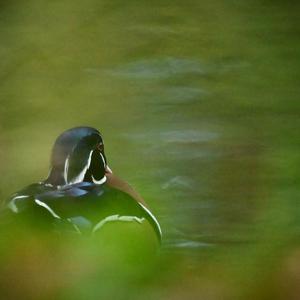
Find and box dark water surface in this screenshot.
[0,1,300,299]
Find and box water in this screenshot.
[0,0,300,299]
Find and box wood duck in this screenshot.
[5,127,162,242]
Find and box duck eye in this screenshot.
[97,143,103,151]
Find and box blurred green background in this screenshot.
[0,0,300,299]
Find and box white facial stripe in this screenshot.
[64,155,70,183]
[65,150,107,185]
[68,150,93,185]
[99,153,106,166]
[35,199,61,219]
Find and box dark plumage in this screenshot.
[4,127,161,242]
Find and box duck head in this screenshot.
[45,127,110,187]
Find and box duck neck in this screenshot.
[44,167,67,187]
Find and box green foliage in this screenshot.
[0,0,299,299]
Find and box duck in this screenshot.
[4,127,162,243]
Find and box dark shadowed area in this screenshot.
[0,0,300,299]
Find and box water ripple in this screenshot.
[102,57,206,79]
[163,239,214,249]
[161,176,195,190]
[123,129,219,144]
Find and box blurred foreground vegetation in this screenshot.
[0,0,300,299]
